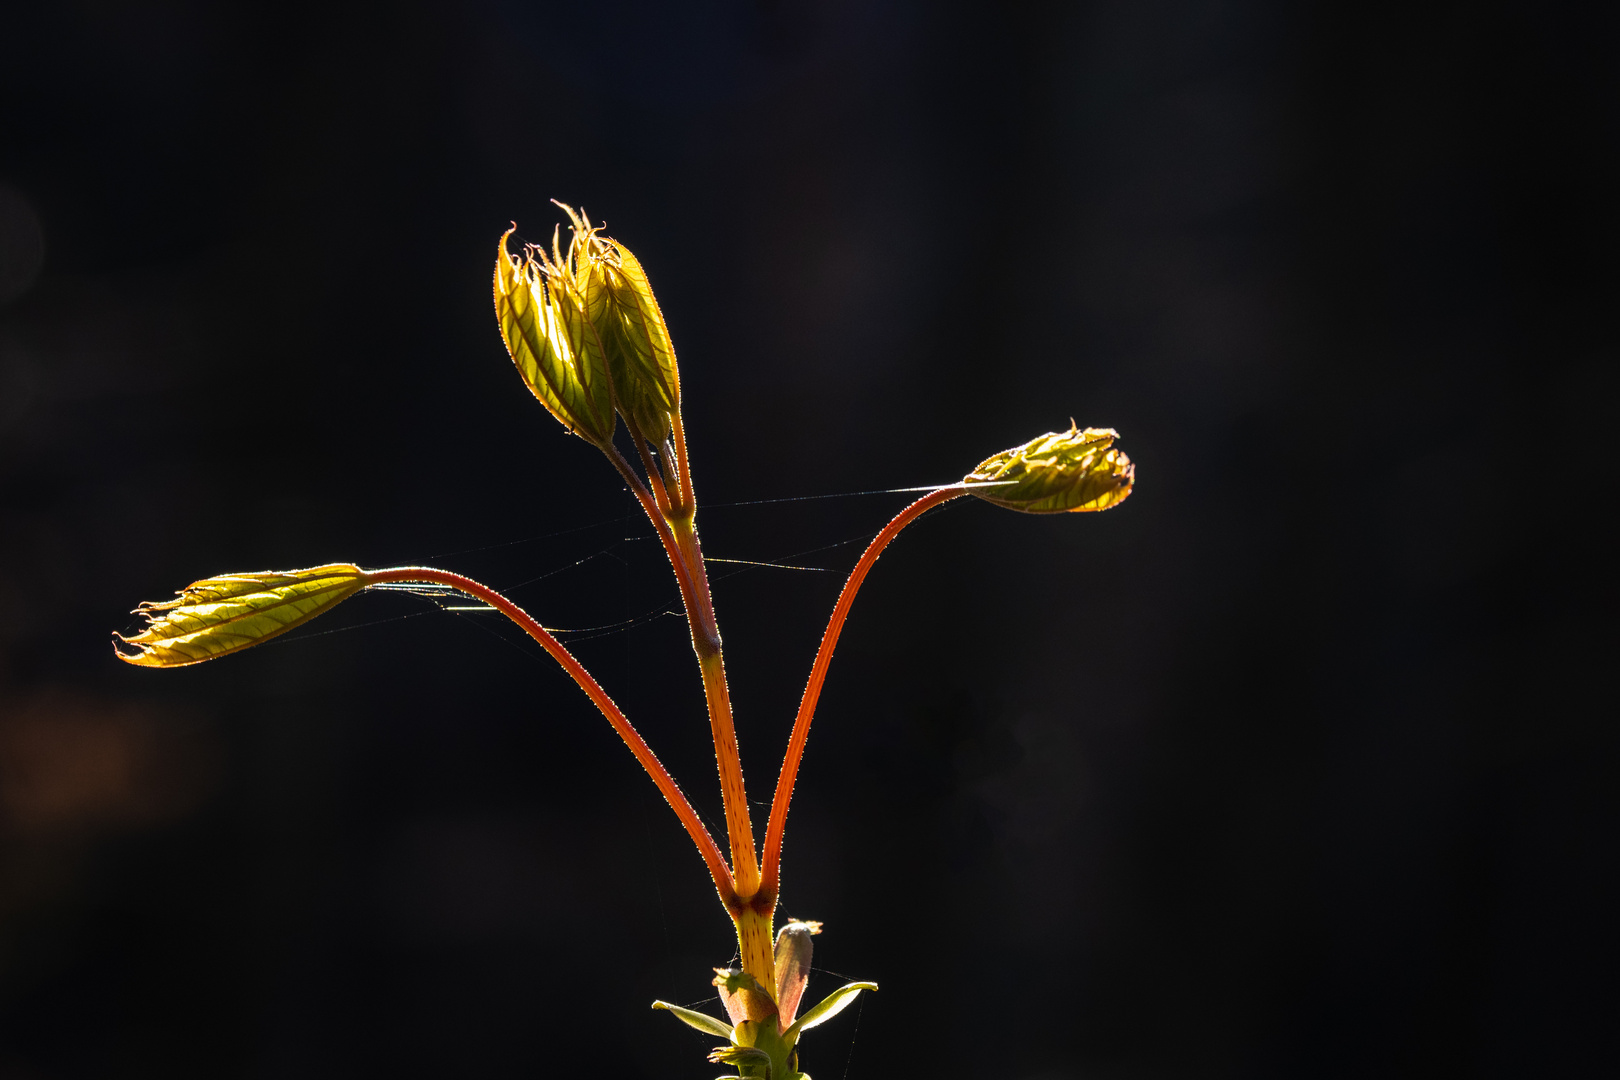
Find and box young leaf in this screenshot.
[965,423,1135,513]
[652,1001,736,1040]
[493,227,615,446]
[784,981,877,1039]
[584,239,680,445]
[708,1045,772,1068]
[114,565,370,668]
[773,920,821,1031]
[713,967,777,1024]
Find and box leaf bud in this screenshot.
[493,224,615,446]
[773,919,821,1031]
[114,565,369,667]
[964,423,1135,513]
[555,202,682,446]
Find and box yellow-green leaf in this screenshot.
[545,200,680,447]
[493,226,615,446]
[965,423,1135,513]
[651,1000,735,1040]
[784,980,877,1040]
[708,1045,771,1068]
[584,239,681,445]
[114,565,370,668]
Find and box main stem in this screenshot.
[606,440,761,902]
[362,566,735,901]
[760,487,964,897]
[612,422,772,997]
[671,511,760,898]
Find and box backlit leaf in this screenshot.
[493,226,615,446]
[713,967,777,1024]
[708,1045,771,1068]
[549,201,680,446]
[652,1000,735,1040]
[773,920,821,1030]
[965,423,1135,513]
[115,565,370,667]
[585,239,680,444]
[784,980,877,1039]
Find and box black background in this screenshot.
[1,2,1616,1077]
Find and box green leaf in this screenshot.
[114,565,370,667]
[585,239,680,445]
[708,1045,772,1068]
[493,226,615,446]
[514,204,683,450]
[652,1000,735,1040]
[964,423,1135,513]
[784,981,877,1039]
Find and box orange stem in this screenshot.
[676,517,759,898]
[625,415,676,520]
[362,565,737,903]
[759,487,964,897]
[656,439,687,518]
[604,441,758,898]
[670,410,695,512]
[604,446,718,653]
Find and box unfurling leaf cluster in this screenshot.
[966,423,1135,514]
[493,203,680,450]
[115,565,369,667]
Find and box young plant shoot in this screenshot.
[114,203,1135,1080]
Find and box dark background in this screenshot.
[1,1,1615,1077]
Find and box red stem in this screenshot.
[604,446,718,653]
[362,565,737,903]
[759,487,964,897]
[670,411,695,512]
[604,441,757,897]
[625,414,676,520]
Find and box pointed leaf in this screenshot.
[114,565,370,667]
[965,423,1134,513]
[785,981,876,1039]
[652,1000,735,1040]
[545,268,618,442]
[585,239,680,444]
[493,227,614,445]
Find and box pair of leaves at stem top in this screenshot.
[109,424,1135,668]
[653,921,876,1080]
[493,203,680,449]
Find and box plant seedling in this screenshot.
[114,202,1134,1079]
